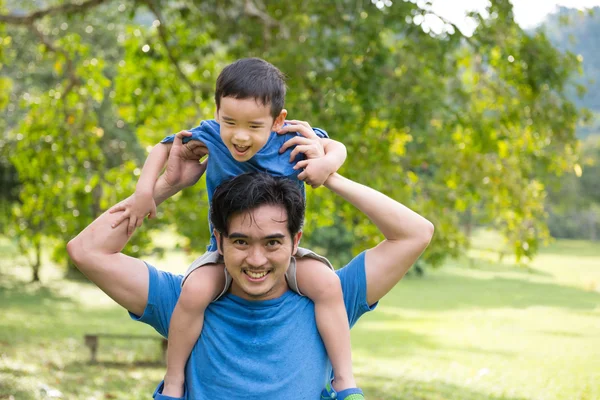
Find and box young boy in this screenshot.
[110,58,363,400]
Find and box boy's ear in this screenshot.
[272,108,287,132]
[214,229,224,256]
[214,108,219,122]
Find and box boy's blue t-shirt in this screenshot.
[131,251,376,399]
[161,120,329,251]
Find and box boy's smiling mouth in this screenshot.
[233,144,250,154]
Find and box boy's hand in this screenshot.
[277,120,333,187]
[277,120,325,161]
[293,157,335,188]
[108,192,157,236]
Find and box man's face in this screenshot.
[215,204,301,301]
[216,97,286,162]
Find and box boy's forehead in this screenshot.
[219,96,272,120]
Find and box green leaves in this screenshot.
[0,0,585,271]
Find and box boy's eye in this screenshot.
[225,121,235,125]
[250,125,261,129]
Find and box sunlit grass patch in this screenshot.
[1,233,599,399]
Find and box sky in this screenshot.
[428,0,600,35]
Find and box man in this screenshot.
[67,132,434,399]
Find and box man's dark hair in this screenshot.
[210,172,305,239]
[214,58,286,120]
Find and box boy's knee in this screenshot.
[180,264,225,310]
[309,269,342,301]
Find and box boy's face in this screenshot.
[215,204,301,301]
[216,97,287,162]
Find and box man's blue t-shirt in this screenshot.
[161,120,329,251]
[130,251,376,399]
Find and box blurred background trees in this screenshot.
[1,0,597,279]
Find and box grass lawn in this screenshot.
[1,231,599,399]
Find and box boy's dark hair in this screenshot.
[210,172,305,239]
[215,58,286,120]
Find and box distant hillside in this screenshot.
[538,6,600,138]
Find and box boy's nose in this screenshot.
[233,131,250,142]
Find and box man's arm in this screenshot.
[67,132,208,315]
[324,173,434,305]
[66,176,181,316]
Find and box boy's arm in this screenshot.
[110,131,203,235]
[324,173,434,305]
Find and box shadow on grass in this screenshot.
[462,256,552,277]
[359,373,529,400]
[383,272,600,312]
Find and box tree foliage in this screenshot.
[0,0,585,275]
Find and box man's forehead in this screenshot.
[228,206,289,233]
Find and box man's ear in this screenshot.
[292,231,302,256]
[272,108,287,132]
[214,229,224,256]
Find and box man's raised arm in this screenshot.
[324,173,434,305]
[67,132,207,316]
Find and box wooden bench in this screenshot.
[84,334,167,364]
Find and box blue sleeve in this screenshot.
[336,251,377,328]
[129,263,183,338]
[160,120,222,148]
[313,127,328,139]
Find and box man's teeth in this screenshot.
[246,270,268,279]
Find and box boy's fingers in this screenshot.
[148,207,157,219]
[111,211,129,228]
[289,145,311,162]
[279,137,313,153]
[297,170,308,181]
[293,160,309,170]
[278,124,318,139]
[128,217,137,236]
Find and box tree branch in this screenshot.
[141,0,212,95]
[31,24,81,98]
[0,0,111,25]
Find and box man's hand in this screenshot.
[164,130,209,190]
[277,120,333,188]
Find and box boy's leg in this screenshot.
[163,263,225,397]
[295,257,358,393]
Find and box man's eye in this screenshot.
[233,239,247,246]
[266,240,281,247]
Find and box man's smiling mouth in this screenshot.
[244,270,269,279]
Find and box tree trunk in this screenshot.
[31,240,41,282]
[589,209,597,241]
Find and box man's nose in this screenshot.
[246,245,267,267]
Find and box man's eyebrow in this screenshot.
[228,233,286,240]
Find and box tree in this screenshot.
[0,0,585,273]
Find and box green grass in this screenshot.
[1,232,599,399]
